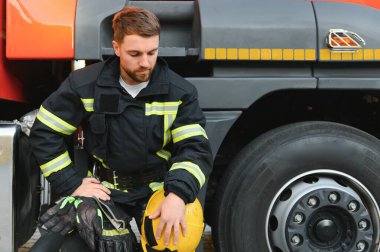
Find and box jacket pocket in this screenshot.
[87,113,108,161]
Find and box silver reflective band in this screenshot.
[81,98,94,112]
[37,106,76,135]
[157,149,171,161]
[149,182,164,191]
[170,162,205,187]
[145,101,182,115]
[172,124,208,143]
[40,151,72,177]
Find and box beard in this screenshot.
[124,67,153,83]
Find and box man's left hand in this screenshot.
[149,192,187,246]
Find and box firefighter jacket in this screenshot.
[30,56,213,204]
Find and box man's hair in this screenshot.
[112,6,160,42]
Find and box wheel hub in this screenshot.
[267,174,378,252]
[314,219,337,242]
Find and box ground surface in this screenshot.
[18,224,215,251]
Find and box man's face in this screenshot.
[112,34,159,85]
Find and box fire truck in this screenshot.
[1,0,380,251]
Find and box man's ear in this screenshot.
[112,40,120,57]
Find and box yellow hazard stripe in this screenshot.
[170,162,205,188]
[172,124,208,144]
[40,151,72,177]
[320,49,380,61]
[36,106,76,135]
[205,48,316,61]
[206,48,380,61]
[80,98,94,112]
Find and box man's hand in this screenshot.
[72,177,111,201]
[149,192,187,246]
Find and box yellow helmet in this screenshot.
[141,189,204,252]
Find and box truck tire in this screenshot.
[213,121,380,252]
[15,132,41,247]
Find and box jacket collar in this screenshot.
[97,56,170,96]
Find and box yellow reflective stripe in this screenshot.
[205,48,317,61]
[37,106,76,135]
[80,98,94,112]
[156,149,171,161]
[102,229,130,236]
[102,181,115,189]
[145,101,182,116]
[101,181,129,192]
[164,114,169,146]
[149,182,164,192]
[93,155,109,168]
[163,114,176,146]
[40,151,72,177]
[170,162,205,188]
[172,124,208,144]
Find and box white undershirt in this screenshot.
[119,76,149,98]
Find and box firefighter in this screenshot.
[29,6,212,252]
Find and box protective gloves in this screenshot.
[74,197,103,251]
[95,198,136,252]
[98,219,136,252]
[39,196,77,236]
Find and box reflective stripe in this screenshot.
[80,98,94,112]
[145,101,182,116]
[163,114,176,147]
[205,47,317,61]
[145,101,180,160]
[172,124,208,143]
[156,149,171,161]
[102,181,115,189]
[170,162,205,188]
[102,229,130,236]
[93,155,109,168]
[149,182,164,192]
[36,106,76,135]
[40,151,72,177]
[101,181,129,192]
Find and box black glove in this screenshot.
[39,196,76,236]
[74,197,103,251]
[98,219,136,252]
[94,199,136,252]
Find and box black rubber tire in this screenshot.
[213,121,380,251]
[15,132,41,247]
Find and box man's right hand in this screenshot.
[72,177,111,201]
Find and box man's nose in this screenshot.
[139,54,150,68]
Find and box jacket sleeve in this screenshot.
[29,74,87,196]
[164,87,213,203]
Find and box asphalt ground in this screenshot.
[18,223,215,252]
